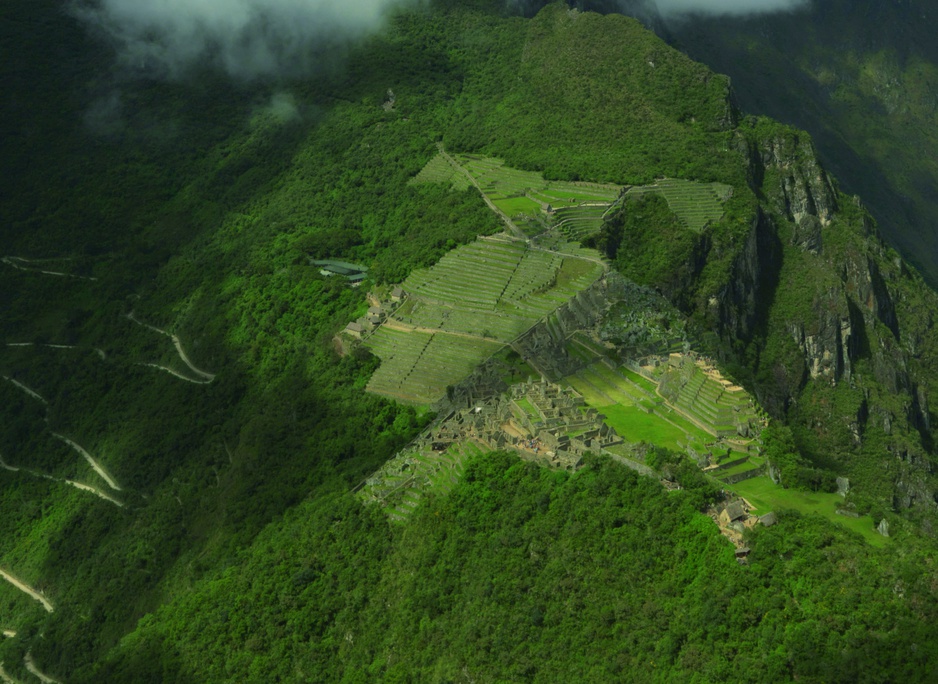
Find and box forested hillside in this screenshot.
[2,1,938,681]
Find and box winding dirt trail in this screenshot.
[0,662,21,684]
[0,569,53,613]
[138,363,212,384]
[1,453,123,508]
[126,312,215,382]
[0,377,47,405]
[49,433,121,492]
[0,454,22,474]
[5,343,105,361]
[24,653,61,684]
[63,480,123,507]
[2,256,96,281]
[2,372,124,502]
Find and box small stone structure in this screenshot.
[710,498,757,554]
[334,287,407,356]
[310,259,369,285]
[343,321,364,339]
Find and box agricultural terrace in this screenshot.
[551,203,610,241]
[358,440,487,521]
[656,355,762,442]
[407,152,471,192]
[365,237,605,404]
[625,178,733,233]
[565,355,767,482]
[561,354,883,543]
[411,151,623,238]
[411,152,734,240]
[564,361,713,455]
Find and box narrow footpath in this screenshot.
[0,569,53,613]
[24,653,61,684]
[49,433,122,492]
[126,312,215,382]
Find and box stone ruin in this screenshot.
[512,276,613,381]
[334,287,406,356]
[413,378,622,471]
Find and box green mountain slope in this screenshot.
[87,453,938,682]
[2,1,938,681]
[658,0,938,287]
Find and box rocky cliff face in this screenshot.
[786,291,860,384]
[718,127,938,518]
[761,133,838,229]
[712,128,840,355]
[712,207,780,346]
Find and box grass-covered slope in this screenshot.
[447,4,742,186]
[365,237,603,404]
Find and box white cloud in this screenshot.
[653,0,810,17]
[71,0,416,80]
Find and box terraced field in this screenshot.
[407,152,471,191]
[358,440,487,521]
[365,238,604,404]
[625,178,733,232]
[414,152,734,240]
[563,359,766,476]
[365,327,504,403]
[565,362,712,452]
[663,362,759,440]
[457,155,622,237]
[552,203,612,240]
[410,151,623,238]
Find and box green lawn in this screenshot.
[566,376,613,407]
[652,405,715,445]
[516,396,540,418]
[730,476,887,547]
[601,404,688,451]
[620,367,657,392]
[493,196,543,216]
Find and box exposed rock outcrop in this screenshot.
[714,207,781,345]
[760,133,838,229]
[711,127,938,518]
[786,288,859,384]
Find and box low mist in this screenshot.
[508,1,811,20]
[70,0,418,80]
[653,0,809,17]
